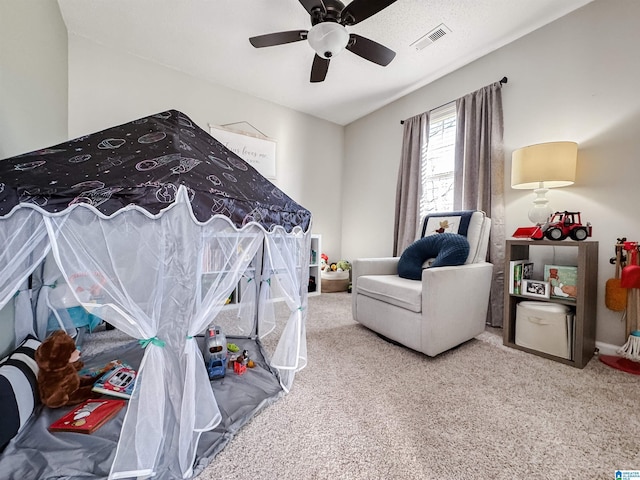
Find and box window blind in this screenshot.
[419,102,457,219]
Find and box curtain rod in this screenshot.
[400,76,508,125]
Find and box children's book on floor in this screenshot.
[91,361,137,399]
[48,398,126,434]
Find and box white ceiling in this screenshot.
[57,0,593,126]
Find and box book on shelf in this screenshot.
[544,264,578,300]
[92,362,137,399]
[509,260,533,295]
[508,260,520,294]
[48,398,125,434]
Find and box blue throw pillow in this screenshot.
[0,335,41,451]
[398,233,470,280]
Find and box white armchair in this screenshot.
[352,211,493,357]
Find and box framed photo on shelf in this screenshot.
[522,279,551,299]
[522,262,534,281]
[509,260,534,295]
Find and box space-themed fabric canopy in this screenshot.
[0,109,311,232]
[0,110,311,479]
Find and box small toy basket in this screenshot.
[321,270,349,293]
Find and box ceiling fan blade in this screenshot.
[346,34,395,66]
[299,0,326,15]
[249,30,308,48]
[341,0,397,26]
[310,55,330,83]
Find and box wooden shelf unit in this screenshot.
[503,239,598,368]
[308,234,321,297]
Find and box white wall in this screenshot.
[66,35,344,261]
[0,0,68,159]
[342,0,640,346]
[0,0,68,356]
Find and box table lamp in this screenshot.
[511,141,577,224]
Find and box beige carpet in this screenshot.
[197,292,640,480]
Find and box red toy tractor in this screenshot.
[513,211,592,241]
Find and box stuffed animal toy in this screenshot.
[336,260,351,272]
[320,253,328,271]
[35,330,96,408]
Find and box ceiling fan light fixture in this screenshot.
[307,22,349,59]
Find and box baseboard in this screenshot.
[595,340,621,356]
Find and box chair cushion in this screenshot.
[357,275,423,312]
[397,233,470,280]
[0,335,41,451]
[419,210,487,263]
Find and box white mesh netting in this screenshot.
[0,187,310,479]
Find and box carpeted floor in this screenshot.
[195,292,640,480]
[80,292,640,479]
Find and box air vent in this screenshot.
[410,23,451,51]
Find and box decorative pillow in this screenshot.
[0,335,41,451]
[419,210,488,264]
[420,211,474,237]
[398,233,470,280]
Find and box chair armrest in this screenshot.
[352,257,399,279]
[351,257,400,321]
[421,262,493,300]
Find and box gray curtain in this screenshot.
[454,82,505,327]
[393,113,429,256]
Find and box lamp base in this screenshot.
[528,186,553,225]
[528,206,553,225]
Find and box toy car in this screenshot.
[513,211,592,241]
[203,325,227,379]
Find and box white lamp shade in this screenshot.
[307,22,349,59]
[511,141,577,189]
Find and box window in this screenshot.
[419,102,457,219]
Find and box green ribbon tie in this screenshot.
[139,337,166,348]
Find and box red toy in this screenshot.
[623,241,639,266]
[233,361,247,375]
[231,349,250,375]
[513,211,592,241]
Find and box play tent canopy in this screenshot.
[0,110,311,478]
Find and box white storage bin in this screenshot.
[515,301,572,359]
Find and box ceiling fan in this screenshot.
[249,0,398,83]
